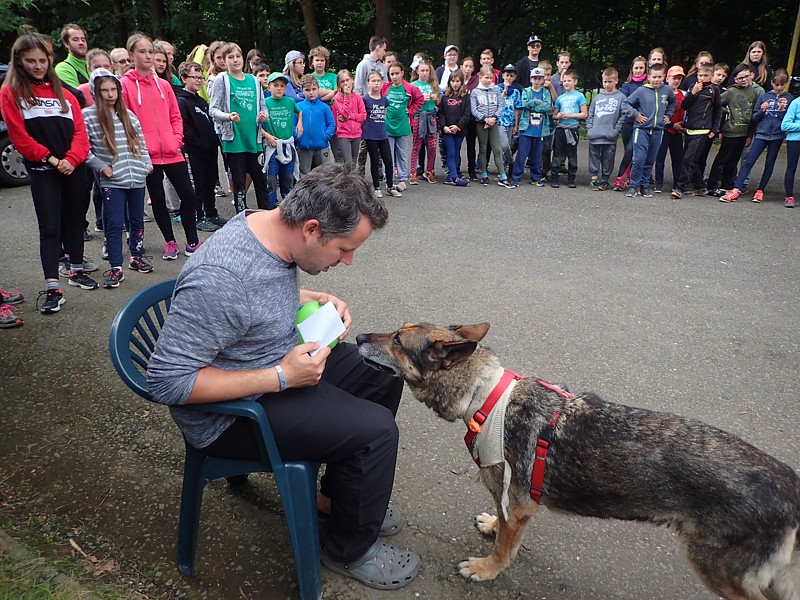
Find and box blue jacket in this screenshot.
[752,91,793,141]
[622,84,676,131]
[517,87,552,137]
[780,96,800,142]
[296,98,336,150]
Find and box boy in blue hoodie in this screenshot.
[296,75,336,175]
[586,67,626,191]
[622,63,676,197]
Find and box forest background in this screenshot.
[1,0,796,89]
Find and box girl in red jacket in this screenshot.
[0,34,96,314]
[121,33,200,260]
[331,69,366,164]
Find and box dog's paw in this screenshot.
[457,556,501,581]
[474,512,498,536]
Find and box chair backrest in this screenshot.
[109,279,177,401]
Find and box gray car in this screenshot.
[0,63,31,186]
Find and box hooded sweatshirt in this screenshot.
[622,83,676,132]
[121,69,185,165]
[586,89,626,143]
[83,105,152,188]
[780,96,800,142]
[296,96,336,149]
[175,88,219,154]
[354,54,387,95]
[681,82,721,133]
[751,90,793,141]
[470,83,503,123]
[0,81,89,168]
[719,84,761,137]
[331,92,367,139]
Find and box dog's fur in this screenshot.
[356,322,800,599]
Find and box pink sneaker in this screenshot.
[162,240,179,260]
[184,241,203,256]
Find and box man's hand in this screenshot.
[280,342,331,388]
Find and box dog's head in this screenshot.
[356,323,491,419]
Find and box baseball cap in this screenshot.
[527,35,542,46]
[666,65,685,78]
[443,44,459,57]
[502,63,516,74]
[530,67,545,78]
[267,72,289,84]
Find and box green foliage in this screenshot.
[0,0,794,83]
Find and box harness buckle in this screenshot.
[468,410,487,433]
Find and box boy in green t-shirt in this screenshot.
[309,46,337,104]
[263,72,303,208]
[209,42,270,212]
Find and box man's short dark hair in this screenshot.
[60,23,86,45]
[280,163,388,238]
[369,36,388,52]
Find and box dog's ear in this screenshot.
[437,339,479,369]
[449,323,490,343]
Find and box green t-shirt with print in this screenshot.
[385,84,411,137]
[222,73,260,154]
[412,80,435,112]
[263,95,300,140]
[314,72,338,104]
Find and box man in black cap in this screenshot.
[515,34,543,88]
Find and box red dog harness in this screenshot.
[464,371,574,504]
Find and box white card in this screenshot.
[296,301,346,356]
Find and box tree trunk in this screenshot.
[297,0,321,48]
[147,0,168,39]
[376,0,392,47]
[446,0,462,48]
[109,0,128,48]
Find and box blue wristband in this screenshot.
[275,365,286,392]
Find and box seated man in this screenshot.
[147,163,420,590]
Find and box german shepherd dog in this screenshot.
[356,322,800,600]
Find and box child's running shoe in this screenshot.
[0,303,23,328]
[751,190,764,203]
[480,176,489,186]
[68,270,99,290]
[423,171,436,184]
[625,187,637,198]
[409,174,419,185]
[443,176,454,185]
[103,268,125,289]
[163,241,179,260]
[497,177,511,188]
[720,189,740,203]
[0,288,24,305]
[454,178,469,187]
[612,176,626,191]
[185,241,203,256]
[38,289,65,314]
[374,188,383,198]
[641,187,653,198]
[386,187,403,197]
[129,255,154,273]
[785,196,795,208]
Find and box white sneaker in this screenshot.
[374,188,383,198]
[396,181,407,191]
[386,186,403,197]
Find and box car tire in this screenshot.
[0,131,30,187]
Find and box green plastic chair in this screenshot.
[108,279,322,600]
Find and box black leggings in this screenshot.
[365,139,394,190]
[227,151,270,212]
[202,342,403,563]
[145,162,198,246]
[30,165,87,280]
[187,151,220,219]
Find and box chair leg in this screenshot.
[177,444,208,577]
[277,462,322,600]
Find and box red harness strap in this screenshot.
[530,380,574,503]
[464,370,525,466]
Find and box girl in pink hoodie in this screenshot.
[331,69,366,164]
[121,33,200,260]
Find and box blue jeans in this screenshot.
[655,131,685,189]
[630,128,664,189]
[388,135,409,183]
[267,151,295,209]
[102,186,145,268]
[442,133,464,180]
[734,137,783,191]
[512,134,543,183]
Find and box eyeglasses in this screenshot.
[116,58,132,64]
[735,75,750,81]
[184,75,203,80]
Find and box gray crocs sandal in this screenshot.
[321,539,421,590]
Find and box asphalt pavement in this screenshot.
[1,151,799,600]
